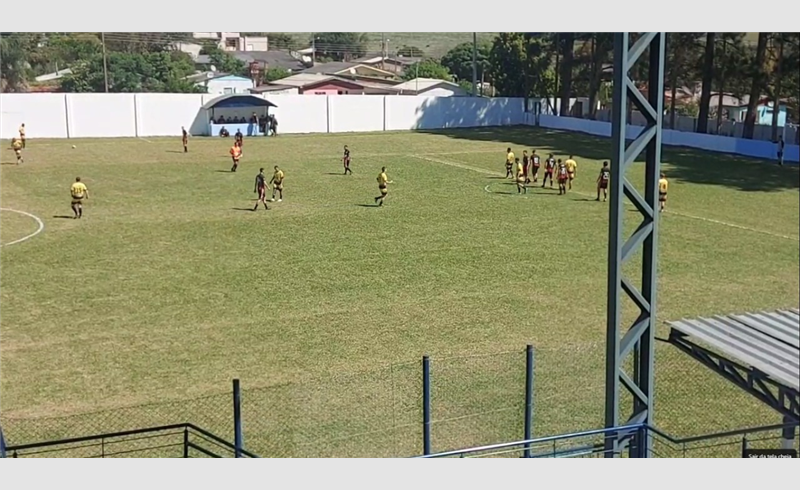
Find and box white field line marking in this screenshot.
[417,153,800,243]
[138,138,154,143]
[412,154,500,176]
[0,208,45,246]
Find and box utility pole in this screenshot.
[381,33,386,71]
[311,37,316,66]
[472,32,478,97]
[101,32,109,93]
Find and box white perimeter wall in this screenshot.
[0,93,69,138]
[67,94,137,138]
[532,114,800,163]
[0,93,526,140]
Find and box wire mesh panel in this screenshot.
[430,351,525,455]
[241,360,421,458]
[1,393,230,449]
[532,343,606,438]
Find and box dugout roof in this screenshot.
[667,309,800,419]
[202,94,278,110]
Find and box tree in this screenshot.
[0,34,32,92]
[401,59,452,81]
[782,34,800,124]
[266,33,296,50]
[441,41,491,85]
[713,33,749,131]
[263,67,291,83]
[396,45,425,58]
[743,33,769,139]
[557,33,575,116]
[102,33,191,53]
[665,33,702,129]
[61,51,201,93]
[488,33,528,97]
[488,33,553,100]
[201,45,248,77]
[312,33,369,61]
[696,33,716,133]
[572,33,614,118]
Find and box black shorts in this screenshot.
[659,192,667,202]
[379,185,388,195]
[599,181,608,189]
[71,196,84,205]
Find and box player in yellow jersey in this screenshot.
[515,158,527,194]
[375,167,393,206]
[11,138,23,165]
[19,123,26,148]
[70,177,89,219]
[270,166,285,202]
[564,155,577,189]
[505,148,515,179]
[658,173,668,212]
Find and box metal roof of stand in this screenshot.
[667,309,800,420]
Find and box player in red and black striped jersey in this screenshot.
[343,145,352,175]
[530,150,541,183]
[556,159,568,195]
[253,168,269,211]
[596,161,610,202]
[542,154,556,189]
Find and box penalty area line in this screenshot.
[0,208,45,246]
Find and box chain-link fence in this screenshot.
[1,342,794,458]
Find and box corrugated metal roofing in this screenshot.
[668,309,800,391]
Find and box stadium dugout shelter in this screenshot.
[203,94,277,137]
[667,309,800,449]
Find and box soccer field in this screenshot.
[1,127,798,456]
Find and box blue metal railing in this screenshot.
[417,421,799,458]
[2,423,259,458]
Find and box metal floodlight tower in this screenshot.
[604,32,665,457]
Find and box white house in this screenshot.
[392,78,468,97]
[191,32,268,52]
[189,73,255,95]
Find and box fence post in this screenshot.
[741,436,747,458]
[422,355,431,456]
[524,344,534,458]
[780,415,796,450]
[233,379,243,458]
[183,427,190,458]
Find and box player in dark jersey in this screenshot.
[522,150,530,184]
[556,159,568,195]
[343,145,352,175]
[530,150,541,183]
[542,154,556,188]
[596,161,610,202]
[235,129,244,148]
[253,167,269,211]
[181,126,189,153]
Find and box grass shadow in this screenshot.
[52,215,75,219]
[418,126,800,193]
[231,207,257,212]
[355,204,380,208]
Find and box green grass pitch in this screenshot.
[1,127,798,456]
